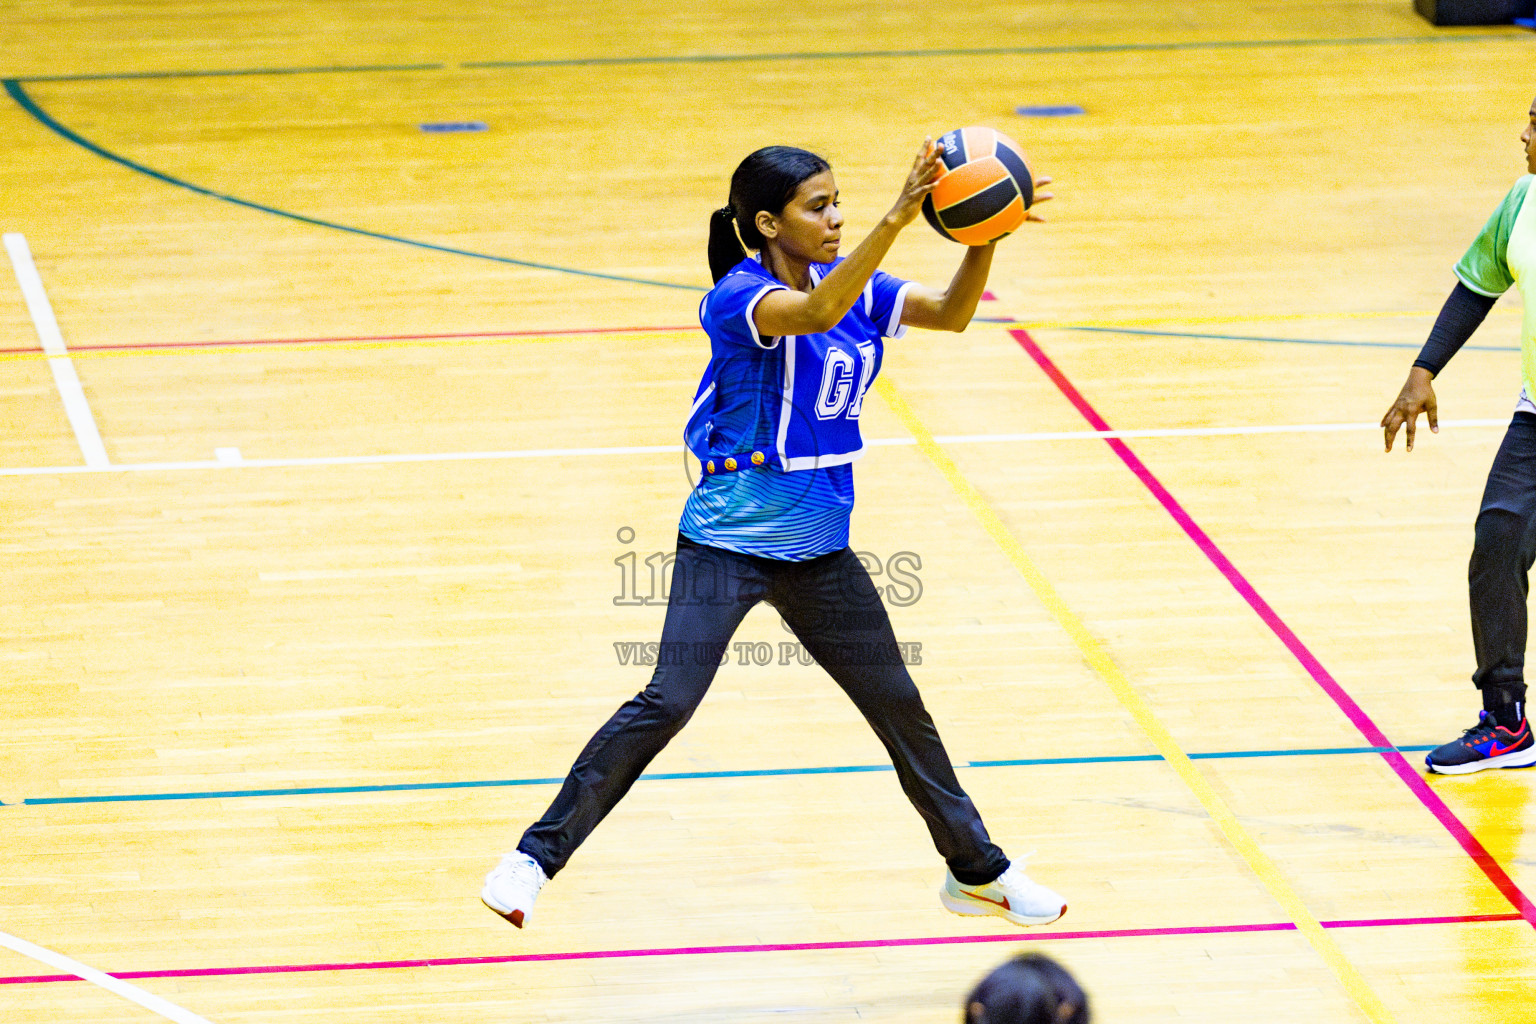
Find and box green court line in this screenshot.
[1061,324,1520,352]
[4,31,1525,82]
[14,62,445,83]
[2,79,705,291]
[465,32,1528,69]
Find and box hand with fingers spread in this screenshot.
[885,138,945,230]
[1025,176,1055,222]
[1381,365,1438,452]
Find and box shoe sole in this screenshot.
[939,890,1066,927]
[480,887,525,928]
[1426,747,1536,775]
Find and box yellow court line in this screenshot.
[873,375,1395,1024]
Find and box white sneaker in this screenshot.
[940,862,1066,926]
[481,852,547,928]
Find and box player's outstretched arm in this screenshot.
[1381,366,1438,453]
[754,140,943,337]
[898,244,995,333]
[1382,281,1499,452]
[900,176,1055,333]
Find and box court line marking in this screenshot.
[0,317,1524,360]
[461,32,1526,69]
[10,43,1533,337]
[2,80,702,293]
[4,31,1522,83]
[15,63,446,83]
[5,744,1440,807]
[1008,326,1536,935]
[0,928,216,1022]
[0,913,1517,987]
[1059,324,1519,353]
[15,45,1532,304]
[875,375,1396,1023]
[2,233,109,468]
[3,305,1522,358]
[0,330,697,362]
[0,418,1511,478]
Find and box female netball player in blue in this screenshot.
[483,140,1066,929]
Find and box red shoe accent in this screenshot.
[961,890,1011,911]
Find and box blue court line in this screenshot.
[1,79,705,292]
[8,744,1436,806]
[1061,324,1519,353]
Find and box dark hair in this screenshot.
[962,954,1089,1024]
[707,145,831,282]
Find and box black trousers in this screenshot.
[1470,411,1536,693]
[518,534,1010,885]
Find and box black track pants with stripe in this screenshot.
[517,534,1011,886]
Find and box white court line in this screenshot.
[0,420,1512,478]
[0,929,215,1024]
[3,233,110,468]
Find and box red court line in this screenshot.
[0,324,698,355]
[0,914,1517,985]
[1009,327,1536,929]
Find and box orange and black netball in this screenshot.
[921,126,1033,246]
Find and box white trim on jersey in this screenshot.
[777,333,798,469]
[743,284,786,349]
[1456,267,1507,300]
[1516,385,1535,416]
[779,448,867,471]
[887,281,914,339]
[776,333,869,471]
[688,381,717,420]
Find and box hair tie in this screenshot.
[716,205,735,220]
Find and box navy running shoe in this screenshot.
[1424,711,1536,775]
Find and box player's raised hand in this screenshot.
[1382,366,1438,452]
[887,138,944,229]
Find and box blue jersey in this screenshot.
[679,256,912,560]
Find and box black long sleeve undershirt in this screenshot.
[1413,281,1499,377]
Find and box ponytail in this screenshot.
[707,206,748,283]
[706,145,831,283]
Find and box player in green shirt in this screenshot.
[1382,93,1536,774]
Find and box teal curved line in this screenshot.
[3,78,705,292]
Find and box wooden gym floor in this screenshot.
[2,2,1535,1021]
